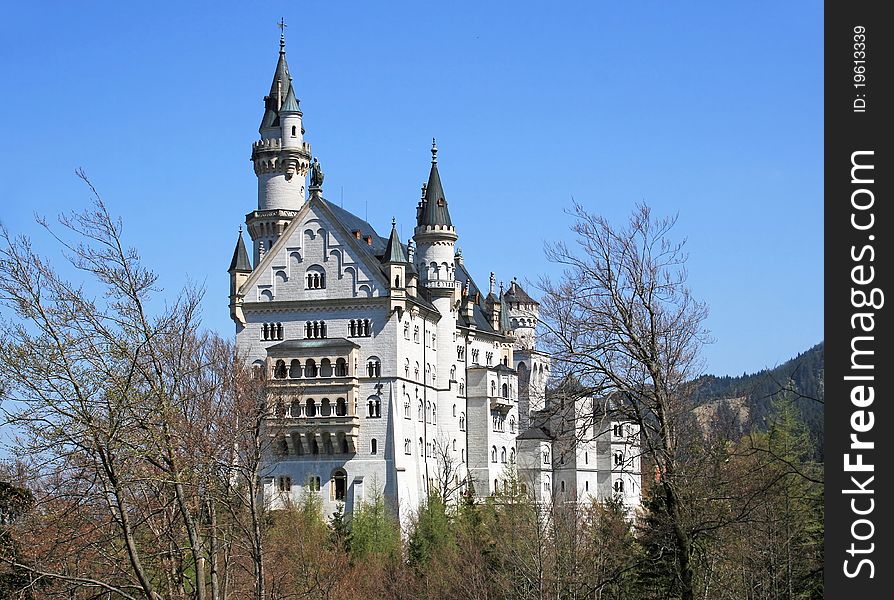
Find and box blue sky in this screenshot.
[0,1,823,376]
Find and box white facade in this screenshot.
[228,38,641,523]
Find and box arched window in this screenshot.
[320,398,332,417]
[320,359,332,378]
[404,322,410,339]
[459,381,465,396]
[277,323,283,339]
[452,439,457,451]
[425,401,431,423]
[461,449,465,462]
[449,365,456,381]
[305,359,317,378]
[509,448,515,463]
[404,439,411,454]
[289,359,301,378]
[336,398,347,417]
[305,399,317,418]
[560,480,565,492]
[509,415,516,434]
[414,362,420,380]
[459,413,466,431]
[367,359,381,378]
[413,325,419,342]
[332,469,347,501]
[452,404,457,417]
[491,381,496,396]
[349,319,356,336]
[493,479,499,494]
[613,423,623,437]
[502,383,508,398]
[491,446,497,463]
[335,358,347,377]
[614,451,623,466]
[371,439,378,454]
[419,437,424,456]
[418,401,423,422]
[290,400,301,418]
[262,323,269,340]
[614,479,625,494]
[291,125,297,136]
[274,360,287,379]
[500,447,507,463]
[585,480,589,492]
[307,475,321,491]
[543,449,550,465]
[404,398,411,419]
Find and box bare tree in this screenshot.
[538,203,711,600]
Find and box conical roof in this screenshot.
[418,140,453,227]
[280,82,300,113]
[381,220,408,264]
[228,231,252,272]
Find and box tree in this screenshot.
[539,203,710,600]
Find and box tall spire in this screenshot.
[417,139,453,227]
[261,20,292,128]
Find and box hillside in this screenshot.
[692,341,824,456]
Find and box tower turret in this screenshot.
[228,228,252,325]
[504,278,540,349]
[382,218,409,315]
[246,31,312,263]
[413,139,458,293]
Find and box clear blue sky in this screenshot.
[0,1,823,377]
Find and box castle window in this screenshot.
[502,383,508,398]
[404,323,410,339]
[413,325,420,343]
[614,479,625,494]
[414,362,420,381]
[289,359,301,378]
[459,412,465,431]
[614,451,623,466]
[491,446,497,463]
[509,448,515,463]
[304,359,317,378]
[320,359,332,378]
[404,398,411,419]
[459,381,465,396]
[290,400,301,418]
[349,319,356,336]
[500,447,507,463]
[457,345,465,361]
[340,437,349,453]
[471,349,479,363]
[461,449,465,462]
[585,481,589,492]
[273,360,287,379]
[418,401,423,422]
[543,449,550,465]
[584,452,588,465]
[307,475,321,492]
[331,469,347,501]
[305,267,326,289]
[305,321,327,339]
[449,365,456,381]
[560,480,565,492]
[613,423,623,437]
[404,439,411,454]
[367,396,381,418]
[335,358,348,377]
[419,437,424,456]
[509,415,516,434]
[305,399,317,418]
[371,439,378,455]
[404,358,410,378]
[336,397,347,416]
[490,381,496,396]
[452,404,456,417]
[452,439,457,451]
[367,359,381,378]
[486,352,493,366]
[320,398,332,417]
[277,476,292,493]
[291,125,297,136]
[262,322,283,341]
[502,356,508,366]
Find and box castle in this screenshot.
[227,34,641,521]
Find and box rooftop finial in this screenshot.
[392,217,397,227]
[238,225,243,234]
[431,138,437,164]
[278,17,287,52]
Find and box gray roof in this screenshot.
[321,199,389,256]
[503,279,538,306]
[381,221,408,264]
[267,338,360,353]
[228,231,252,272]
[280,82,300,113]
[516,426,552,441]
[260,44,292,129]
[418,146,453,227]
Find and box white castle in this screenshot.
[228,34,641,522]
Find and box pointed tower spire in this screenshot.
[228,228,252,273]
[382,218,409,264]
[418,139,453,227]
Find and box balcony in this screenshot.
[490,395,514,411]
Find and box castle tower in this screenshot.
[413,140,460,403]
[504,278,548,428]
[246,32,313,263]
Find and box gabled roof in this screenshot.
[228,231,252,272]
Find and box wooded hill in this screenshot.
[692,341,824,457]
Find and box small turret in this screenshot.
[413,140,458,294]
[382,219,409,315]
[504,278,540,350]
[228,228,252,325]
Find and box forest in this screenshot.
[0,192,823,599]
